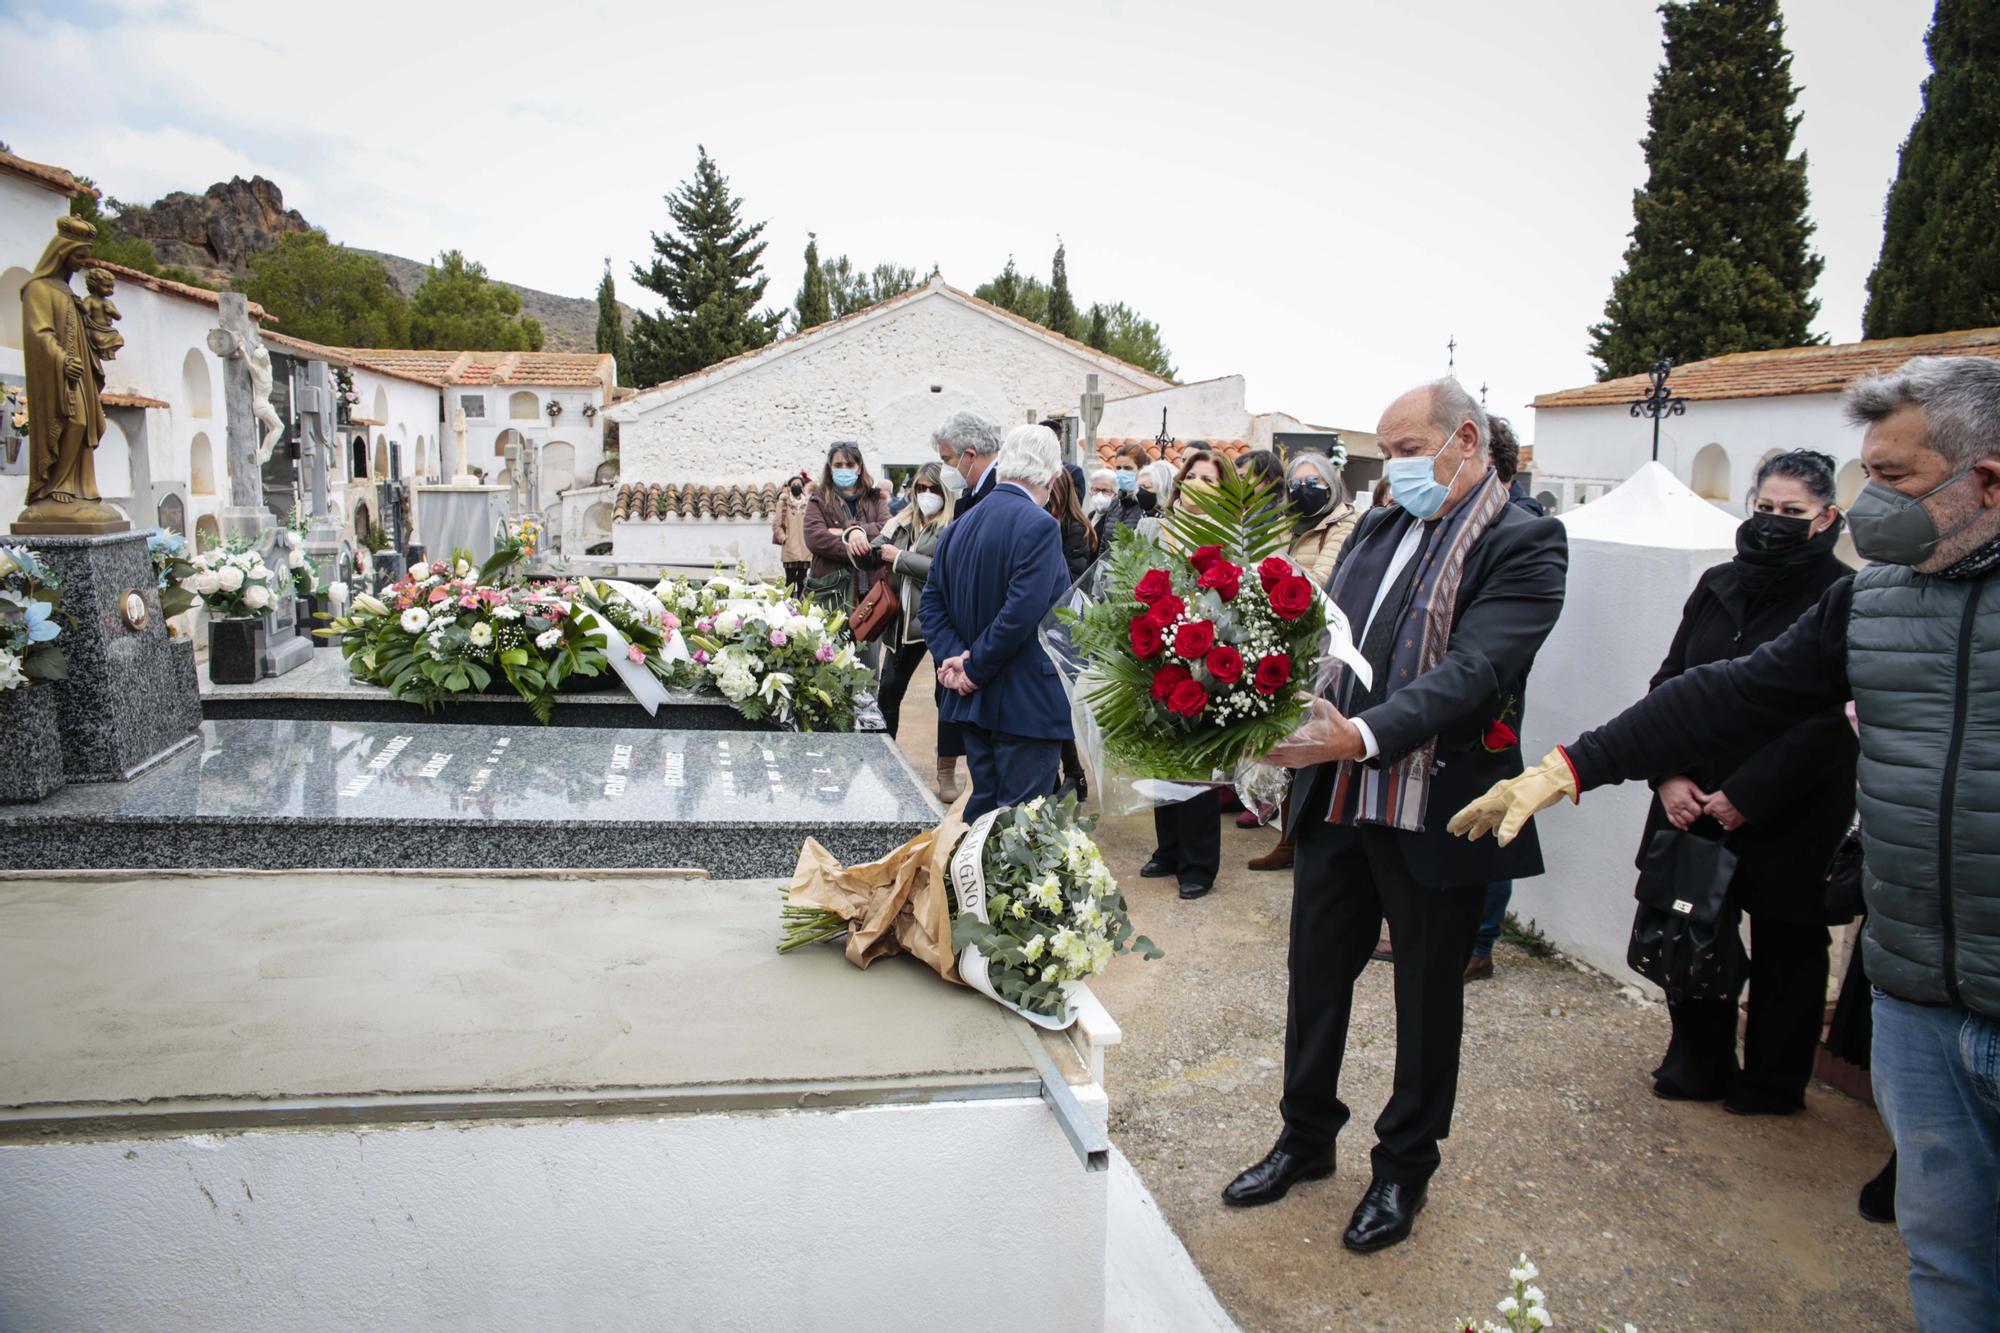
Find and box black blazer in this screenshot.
[1288,500,1570,889]
[1633,553,1856,922]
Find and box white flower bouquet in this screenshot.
[655,569,878,731]
[781,791,1159,1028]
[1453,1254,1637,1333]
[177,543,278,620]
[0,545,66,692]
[323,545,683,723]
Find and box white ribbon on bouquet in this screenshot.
[564,578,685,717]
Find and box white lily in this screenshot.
[758,671,794,704]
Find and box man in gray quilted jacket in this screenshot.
[1451,355,2000,1332]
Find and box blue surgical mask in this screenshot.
[1385,432,1470,520]
[1114,470,1137,493]
[831,467,859,489]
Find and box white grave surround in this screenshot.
[0,870,1139,1331]
[1515,462,1742,987]
[613,514,786,579]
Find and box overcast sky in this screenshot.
[2,0,1937,437]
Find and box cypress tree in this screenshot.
[594,259,629,382]
[794,232,832,330]
[1085,302,1110,350]
[628,146,782,385]
[1046,240,1080,338]
[1586,0,1824,379]
[1862,0,2000,339]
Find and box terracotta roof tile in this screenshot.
[615,481,782,522]
[1534,328,2000,409]
[0,150,92,198]
[343,348,613,390]
[83,259,266,319]
[1090,437,1252,468]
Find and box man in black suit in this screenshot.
[933,409,1002,518]
[1222,379,1569,1252]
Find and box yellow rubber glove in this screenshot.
[1446,748,1579,847]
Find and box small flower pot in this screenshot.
[295,595,326,647]
[0,685,65,803]
[207,616,267,685]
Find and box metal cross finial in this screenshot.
[1480,380,1489,406]
[1629,356,1687,463]
[1154,407,1174,455]
[1447,333,1457,375]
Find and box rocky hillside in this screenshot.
[112,176,632,353]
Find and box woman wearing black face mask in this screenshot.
[772,470,813,594]
[1638,448,1857,1115]
[1282,452,1357,586]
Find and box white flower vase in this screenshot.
[948,807,1081,1031]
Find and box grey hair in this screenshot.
[1426,377,1489,453]
[1142,459,1177,508]
[1844,356,2000,469]
[995,423,1062,487]
[1084,466,1116,493]
[1285,450,1348,505]
[933,409,1001,459]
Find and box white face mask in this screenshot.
[938,467,966,494]
[916,492,944,518]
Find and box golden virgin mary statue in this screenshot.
[11,215,127,534]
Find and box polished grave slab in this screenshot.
[0,872,1038,1133]
[0,719,941,875]
[199,647,776,730]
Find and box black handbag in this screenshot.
[1627,828,1745,1003]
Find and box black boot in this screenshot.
[1857,1152,1896,1224]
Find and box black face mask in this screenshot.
[1739,510,1815,555]
[1135,488,1159,514]
[1288,480,1331,516]
[789,483,803,497]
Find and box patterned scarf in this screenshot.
[1322,470,1511,832]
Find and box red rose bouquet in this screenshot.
[1050,468,1336,798]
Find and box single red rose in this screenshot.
[1129,615,1164,659]
[1189,544,1224,573]
[1268,574,1314,620]
[1173,619,1217,659]
[1166,678,1209,718]
[1258,555,1293,591]
[1133,569,1174,604]
[1197,560,1242,600]
[1206,644,1245,685]
[1149,593,1186,625]
[1253,653,1293,695]
[1483,719,1519,751]
[1150,663,1193,702]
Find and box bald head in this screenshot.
[1376,378,1492,520]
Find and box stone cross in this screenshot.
[449,405,472,485]
[207,292,273,540]
[295,358,340,559]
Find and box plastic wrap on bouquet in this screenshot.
[947,808,1079,1030]
[1037,537,1372,819]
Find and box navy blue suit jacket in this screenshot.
[920,482,1074,740]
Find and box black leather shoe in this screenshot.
[1221,1144,1333,1207]
[1342,1180,1427,1253]
[1177,878,1213,900]
[1139,857,1178,878]
[1858,1153,1897,1224]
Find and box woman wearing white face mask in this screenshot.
[872,463,963,779]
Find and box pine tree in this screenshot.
[627,146,782,385]
[1862,0,2000,339]
[1586,0,1824,379]
[594,259,630,381]
[1046,240,1080,338]
[409,250,543,351]
[986,255,1023,313]
[794,232,832,331]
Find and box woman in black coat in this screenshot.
[1643,449,1857,1114]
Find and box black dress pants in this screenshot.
[1280,812,1485,1187]
[878,639,928,739]
[1151,789,1221,885]
[1654,912,1829,1108]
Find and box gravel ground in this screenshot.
[892,676,1910,1331]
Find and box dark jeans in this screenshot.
[1281,816,1485,1187]
[1653,913,1829,1108]
[1151,790,1221,885]
[959,724,1060,821]
[783,561,808,596]
[1473,880,1512,959]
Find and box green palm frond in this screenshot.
[1162,468,1291,564]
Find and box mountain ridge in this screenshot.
[111,175,633,353]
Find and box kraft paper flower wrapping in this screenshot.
[784,791,970,981]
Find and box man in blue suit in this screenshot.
[919,423,1074,819]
